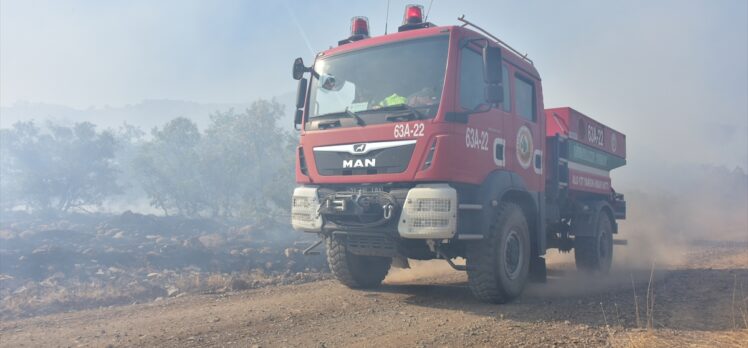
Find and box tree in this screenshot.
[133,117,205,216]
[199,99,295,218]
[0,121,121,212]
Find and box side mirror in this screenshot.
[485,84,503,104]
[294,109,303,129]
[292,57,307,80]
[483,45,503,105]
[482,46,502,84]
[296,78,308,109]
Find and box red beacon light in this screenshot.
[351,16,370,37]
[398,4,434,32]
[403,4,424,25]
[339,16,370,46]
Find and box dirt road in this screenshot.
[1,241,746,347]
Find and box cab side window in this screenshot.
[514,75,536,121]
[459,47,485,110]
[500,65,510,112]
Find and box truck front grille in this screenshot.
[312,142,416,176]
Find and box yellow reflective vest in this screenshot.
[379,93,407,107]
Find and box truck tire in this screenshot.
[574,211,613,274]
[326,235,391,289]
[467,202,530,303]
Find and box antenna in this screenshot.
[425,0,434,21]
[384,0,390,34]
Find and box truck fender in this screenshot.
[477,170,544,256]
[571,200,617,237]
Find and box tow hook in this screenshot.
[382,203,394,220]
[328,198,347,212]
[432,241,467,271]
[303,239,323,256]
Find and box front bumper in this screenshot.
[291,184,458,239]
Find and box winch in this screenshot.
[318,189,399,228]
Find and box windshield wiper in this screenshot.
[375,104,425,122]
[345,108,366,126]
[316,108,365,126]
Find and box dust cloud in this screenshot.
[535,165,747,298]
[614,166,748,270]
[384,259,465,284]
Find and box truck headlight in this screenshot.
[291,186,323,232]
[398,184,457,239]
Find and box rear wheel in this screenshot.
[467,202,531,303]
[326,235,391,289]
[575,211,613,274]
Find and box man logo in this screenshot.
[353,143,366,153]
[343,158,376,168]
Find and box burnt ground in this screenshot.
[0,240,746,347]
[0,212,328,320]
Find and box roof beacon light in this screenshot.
[339,16,370,46]
[398,4,433,32]
[350,16,370,37]
[403,4,424,25]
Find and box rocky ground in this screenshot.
[0,239,746,347]
[0,212,328,320]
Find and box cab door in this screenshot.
[454,44,511,183]
[506,68,544,192]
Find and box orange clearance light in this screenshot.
[350,16,370,37]
[403,4,424,25]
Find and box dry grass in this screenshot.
[609,251,748,348]
[631,273,642,328]
[627,261,656,330]
[646,260,656,330]
[730,275,748,330]
[615,329,748,348]
[1,279,165,319]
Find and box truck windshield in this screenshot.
[308,35,449,124]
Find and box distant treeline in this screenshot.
[0,99,295,218]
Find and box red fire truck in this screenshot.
[290,5,627,303]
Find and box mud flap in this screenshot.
[529,256,547,283]
[391,255,411,269]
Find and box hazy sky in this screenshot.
[1,0,747,168]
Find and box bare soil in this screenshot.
[1,241,746,348]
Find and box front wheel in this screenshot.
[574,211,613,274]
[467,202,531,303]
[326,235,391,289]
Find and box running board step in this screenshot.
[457,234,484,240]
[458,204,483,210]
